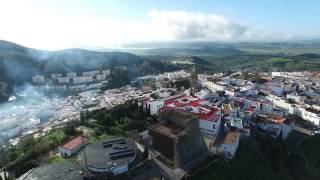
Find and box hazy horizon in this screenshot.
[0,0,319,50]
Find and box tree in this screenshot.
[80,111,88,125]
[0,81,9,102]
[145,104,151,117]
[258,91,266,96]
[103,68,131,90]
[8,151,20,162]
[63,122,78,136]
[23,136,36,151]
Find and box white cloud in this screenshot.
[148,10,248,41]
[0,2,304,50]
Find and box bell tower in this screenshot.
[190,65,198,96]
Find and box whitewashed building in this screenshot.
[72,76,94,84]
[57,77,70,84]
[83,70,100,76]
[281,121,294,139]
[101,69,111,75]
[166,70,189,80]
[67,72,77,78]
[51,73,62,79]
[58,136,89,157]
[148,100,165,115]
[220,132,240,159]
[32,75,45,83]
[160,95,222,139]
[96,74,107,81]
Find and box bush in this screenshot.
[63,122,80,136]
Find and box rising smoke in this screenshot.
[0,84,63,145]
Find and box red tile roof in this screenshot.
[267,114,286,124]
[161,96,221,122]
[60,136,89,151]
[189,99,206,107]
[247,106,256,113]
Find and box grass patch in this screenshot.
[300,135,320,171]
[41,130,67,145]
[48,155,68,164]
[89,133,115,143]
[3,129,70,177]
[189,144,268,180]
[239,46,320,55]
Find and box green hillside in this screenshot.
[0,40,179,102]
[1,40,320,102]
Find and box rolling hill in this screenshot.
[1,40,320,102]
[0,40,178,102]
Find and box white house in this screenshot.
[272,85,284,96]
[281,121,294,139]
[199,112,221,138]
[244,89,258,96]
[67,72,77,78]
[297,108,320,125]
[266,94,296,114]
[166,70,189,80]
[204,80,227,92]
[161,95,222,139]
[260,102,273,114]
[148,100,164,115]
[220,132,240,159]
[96,74,107,81]
[57,77,70,84]
[101,69,111,75]
[267,95,320,125]
[83,70,100,76]
[32,75,45,83]
[225,88,239,97]
[51,73,62,79]
[72,76,94,84]
[58,136,89,157]
[195,89,211,99]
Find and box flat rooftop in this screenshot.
[162,95,221,121]
[149,122,185,139]
[85,138,136,170]
[22,162,82,180]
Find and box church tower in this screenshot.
[190,65,198,96]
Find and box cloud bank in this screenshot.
[148,10,248,41]
[0,2,304,50]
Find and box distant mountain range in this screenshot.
[0,40,181,82]
[1,39,320,102]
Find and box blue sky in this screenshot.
[0,0,319,50]
[35,0,319,33]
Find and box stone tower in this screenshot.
[148,110,208,169]
[190,65,198,96]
